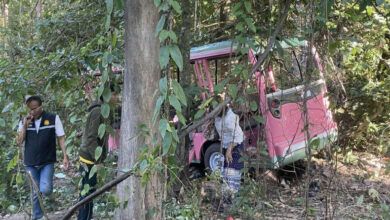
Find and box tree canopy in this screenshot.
[0,0,389,219]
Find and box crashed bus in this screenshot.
[187,39,337,171]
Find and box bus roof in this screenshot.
[189,38,307,61]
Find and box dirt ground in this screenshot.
[198,152,390,219]
[1,152,389,220]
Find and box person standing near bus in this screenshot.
[77,84,120,220]
[214,104,244,211]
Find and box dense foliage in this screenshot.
[0,0,124,216]
[0,0,389,218]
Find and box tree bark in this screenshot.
[36,0,42,19]
[2,0,7,27]
[116,0,162,219]
[177,0,192,165]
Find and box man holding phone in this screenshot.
[17,95,69,220]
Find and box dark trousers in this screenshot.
[77,163,97,220]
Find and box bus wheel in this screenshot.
[204,143,224,173]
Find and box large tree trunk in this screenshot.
[116,0,162,219]
[2,0,7,27]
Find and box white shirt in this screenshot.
[18,115,65,136]
[215,108,244,149]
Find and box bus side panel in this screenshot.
[265,92,336,160]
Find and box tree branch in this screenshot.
[61,170,136,220]
[26,171,49,220]
[178,0,291,139]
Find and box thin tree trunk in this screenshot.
[177,0,192,165]
[1,0,7,53]
[36,0,42,19]
[2,0,7,27]
[116,0,162,219]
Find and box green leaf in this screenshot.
[171,81,187,106]
[228,84,238,100]
[275,41,284,57]
[244,1,251,12]
[250,100,258,111]
[162,132,172,156]
[153,96,164,122]
[112,29,118,47]
[381,203,389,219]
[7,154,18,172]
[81,184,90,196]
[214,77,230,94]
[232,2,243,14]
[98,124,106,139]
[154,0,161,7]
[159,76,168,98]
[263,201,273,208]
[106,124,114,136]
[105,14,111,32]
[235,22,245,32]
[95,147,103,161]
[2,102,14,113]
[245,17,256,33]
[97,84,105,99]
[168,0,182,13]
[89,166,97,179]
[155,14,166,37]
[101,103,110,118]
[171,127,179,142]
[253,115,265,124]
[16,173,22,184]
[366,7,374,16]
[168,31,178,43]
[0,118,5,127]
[106,0,114,15]
[247,87,257,94]
[376,0,384,5]
[356,195,364,206]
[159,30,178,43]
[105,0,113,32]
[114,0,124,10]
[176,111,187,125]
[169,45,183,71]
[284,38,301,47]
[159,46,170,69]
[103,87,112,102]
[199,97,214,109]
[159,30,169,42]
[368,188,379,200]
[159,119,168,138]
[169,95,181,112]
[359,0,370,11]
[140,159,149,171]
[102,52,108,66]
[194,109,206,120]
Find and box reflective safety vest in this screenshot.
[24,111,57,166]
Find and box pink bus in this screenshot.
[188,39,337,171]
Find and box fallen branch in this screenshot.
[178,0,291,139]
[26,171,49,220]
[61,170,135,220]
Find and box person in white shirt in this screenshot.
[17,95,68,220]
[214,104,244,211]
